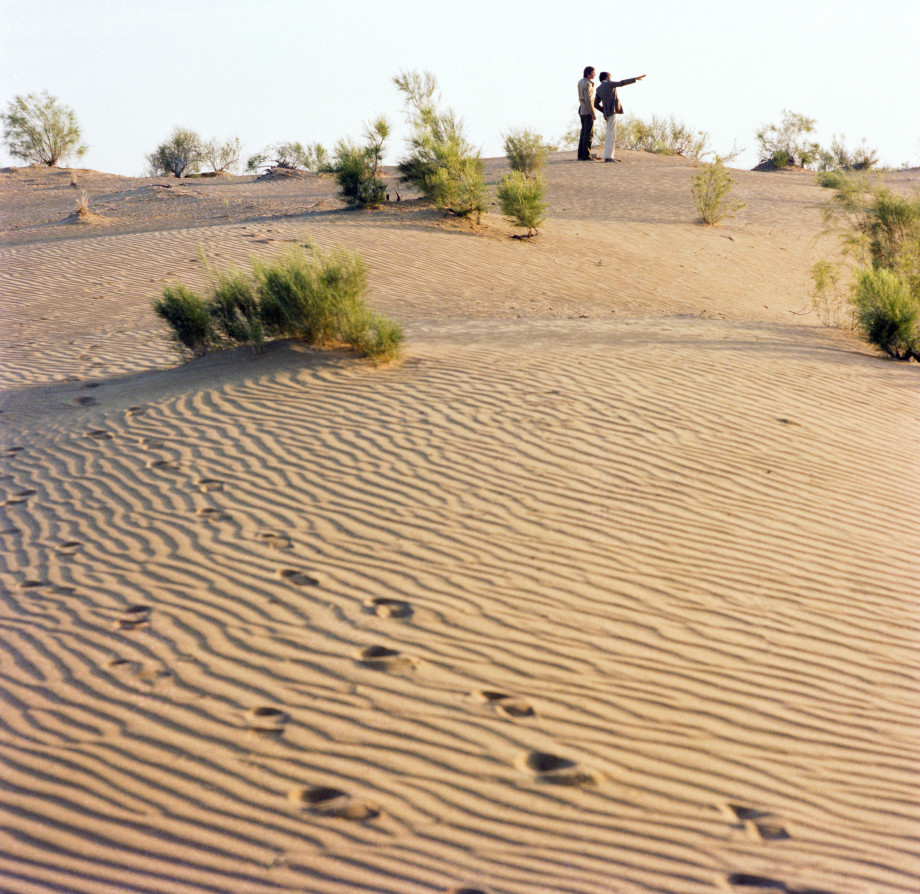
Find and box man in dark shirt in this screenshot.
[594,71,646,162]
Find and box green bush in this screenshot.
[245,141,330,174]
[393,69,487,222]
[1,91,87,167]
[147,127,203,178]
[333,116,389,208]
[755,110,820,168]
[691,158,745,225]
[816,169,847,189]
[207,268,264,348]
[202,136,241,173]
[153,284,214,356]
[504,128,551,175]
[809,260,849,326]
[817,135,878,173]
[497,171,548,236]
[617,114,712,161]
[851,267,919,359]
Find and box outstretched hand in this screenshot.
[637,74,647,81]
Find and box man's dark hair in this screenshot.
[599,72,610,81]
[583,66,595,78]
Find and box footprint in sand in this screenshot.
[244,706,289,734]
[445,888,491,894]
[86,430,112,441]
[56,540,83,555]
[4,447,24,456]
[515,750,600,786]
[147,458,179,471]
[113,604,152,630]
[75,396,97,406]
[140,437,165,450]
[363,596,413,618]
[127,406,146,416]
[721,804,791,842]
[277,569,320,587]
[287,785,379,820]
[354,645,419,672]
[196,478,224,493]
[257,531,293,550]
[1,489,35,507]
[472,689,535,719]
[197,507,230,522]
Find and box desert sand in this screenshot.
[1,152,918,894]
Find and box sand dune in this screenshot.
[1,153,918,893]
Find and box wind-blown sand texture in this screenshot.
[1,154,919,894]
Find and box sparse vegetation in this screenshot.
[393,69,487,222]
[691,157,745,225]
[617,114,713,162]
[809,260,849,326]
[1,91,87,166]
[819,176,920,357]
[202,136,242,173]
[333,116,389,208]
[497,171,548,236]
[503,128,552,175]
[245,141,330,174]
[153,284,214,356]
[147,127,203,178]
[154,243,402,363]
[755,110,820,169]
[816,135,878,173]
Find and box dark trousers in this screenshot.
[577,114,594,160]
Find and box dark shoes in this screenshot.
[604,158,622,163]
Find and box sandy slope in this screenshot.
[1,154,919,894]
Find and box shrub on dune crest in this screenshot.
[2,91,87,167]
[691,157,745,225]
[503,128,553,175]
[497,171,548,236]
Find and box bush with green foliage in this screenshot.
[2,91,87,167]
[497,171,548,236]
[816,135,878,173]
[202,136,242,173]
[154,243,402,363]
[153,284,214,356]
[851,267,919,359]
[147,127,203,178]
[393,69,487,222]
[755,110,820,169]
[333,116,389,208]
[503,128,552,175]
[691,158,745,225]
[809,260,849,326]
[617,114,713,161]
[245,141,330,174]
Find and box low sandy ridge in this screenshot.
[1,153,919,894]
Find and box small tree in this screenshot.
[333,116,389,208]
[691,157,745,225]
[1,91,87,167]
[497,171,548,237]
[393,69,487,221]
[504,128,551,175]
[147,127,203,177]
[755,110,820,169]
[202,136,241,173]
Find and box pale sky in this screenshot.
[2,0,918,175]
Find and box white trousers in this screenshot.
[604,114,617,160]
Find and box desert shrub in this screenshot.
[497,171,548,236]
[393,69,487,221]
[1,91,87,166]
[245,141,330,174]
[148,127,203,177]
[202,136,241,173]
[851,267,919,359]
[153,284,214,356]
[816,169,847,189]
[816,135,878,173]
[809,260,850,326]
[691,158,745,225]
[333,116,389,208]
[253,244,402,361]
[504,128,551,175]
[207,268,264,349]
[755,110,820,169]
[617,114,712,161]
